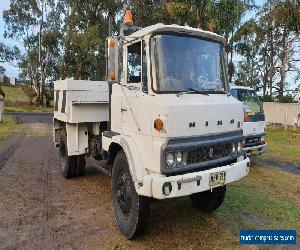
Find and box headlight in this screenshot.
[232,142,236,153]
[260,136,265,143]
[166,152,175,167]
[237,141,242,152]
[176,151,183,164]
[233,141,242,153]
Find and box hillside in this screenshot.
[0,83,53,112]
[0,83,29,102]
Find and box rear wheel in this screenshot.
[112,151,150,239]
[59,130,86,178]
[190,186,226,212]
[75,154,86,177]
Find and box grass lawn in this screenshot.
[4,104,53,113]
[0,117,18,141]
[266,126,300,165]
[217,163,300,229]
[110,164,300,249]
[0,83,29,102]
[1,83,53,113]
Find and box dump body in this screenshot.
[53,80,109,156]
[54,79,109,124]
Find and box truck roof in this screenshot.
[128,23,226,45]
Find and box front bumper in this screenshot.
[137,157,250,199]
[243,144,267,156]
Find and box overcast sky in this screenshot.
[0,0,19,77]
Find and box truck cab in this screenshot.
[53,20,250,239]
[230,85,267,156]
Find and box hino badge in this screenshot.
[53,10,250,239]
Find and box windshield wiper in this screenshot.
[176,88,210,97]
[188,88,210,95]
[204,88,226,94]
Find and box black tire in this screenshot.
[75,154,86,177]
[112,151,150,239]
[190,186,226,213]
[59,130,86,178]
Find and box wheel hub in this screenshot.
[117,171,132,216]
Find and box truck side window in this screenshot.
[127,42,141,83]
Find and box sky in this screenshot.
[1,0,297,90]
[0,0,17,77]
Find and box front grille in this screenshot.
[187,143,232,164]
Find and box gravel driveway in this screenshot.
[0,113,117,249]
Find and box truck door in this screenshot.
[121,40,147,135]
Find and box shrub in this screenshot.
[22,85,37,105]
[277,95,296,103]
[261,95,273,102]
[44,89,54,107]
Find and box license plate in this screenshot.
[209,171,226,187]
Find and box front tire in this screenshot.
[190,186,226,212]
[112,151,150,239]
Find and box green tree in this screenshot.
[166,0,216,30]
[271,0,300,97]
[233,20,263,90]
[214,0,255,83]
[165,0,255,82]
[4,0,63,104]
[62,0,121,80]
[0,42,21,66]
[127,0,173,27]
[250,0,300,98]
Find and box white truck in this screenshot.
[230,85,267,156]
[53,13,250,239]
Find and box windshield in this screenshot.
[151,34,227,93]
[231,89,262,114]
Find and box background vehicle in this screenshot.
[230,85,267,156]
[53,11,250,239]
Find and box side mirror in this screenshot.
[107,37,119,82]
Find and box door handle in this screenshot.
[121,108,127,112]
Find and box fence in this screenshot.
[263,102,300,127]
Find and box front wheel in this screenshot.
[190,186,226,213]
[112,151,150,239]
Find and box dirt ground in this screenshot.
[0,114,298,250]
